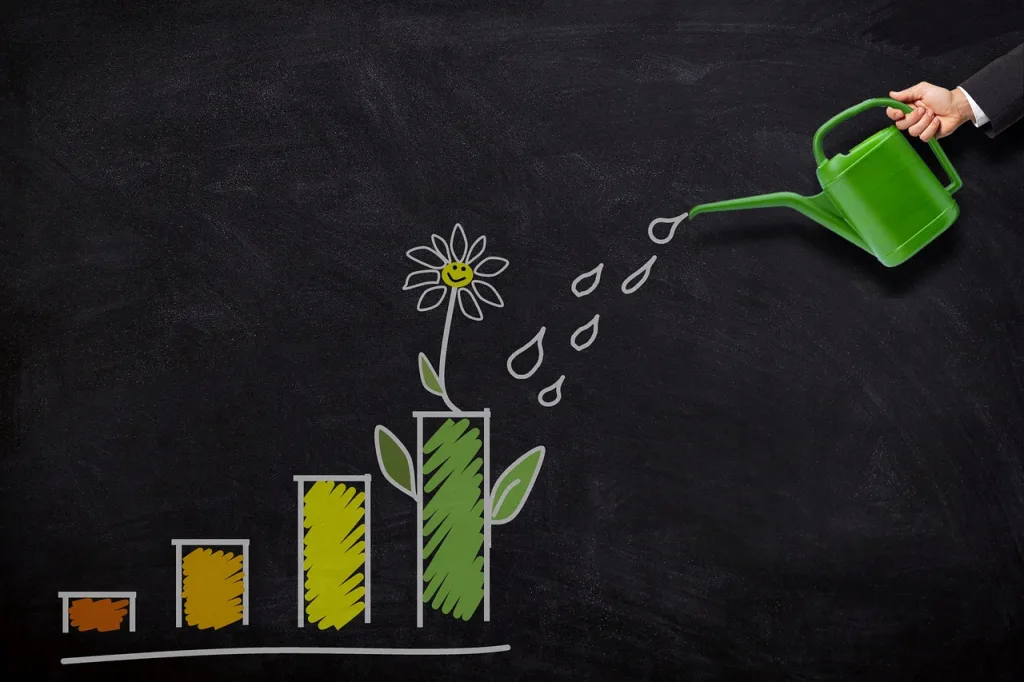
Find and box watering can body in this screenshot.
[689,98,963,267]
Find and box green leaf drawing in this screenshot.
[374,425,417,501]
[418,353,444,397]
[490,446,545,525]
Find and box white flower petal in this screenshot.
[466,235,487,264]
[403,269,440,290]
[430,234,452,264]
[471,280,504,308]
[417,285,448,312]
[449,223,468,262]
[473,256,509,278]
[407,245,448,269]
[457,287,484,321]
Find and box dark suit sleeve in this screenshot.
[958,43,1023,138]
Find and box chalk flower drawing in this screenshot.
[404,223,507,319]
[376,223,544,626]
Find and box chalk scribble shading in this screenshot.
[621,255,657,294]
[421,418,485,621]
[60,592,136,633]
[507,327,546,380]
[571,263,604,297]
[538,375,565,407]
[181,548,245,630]
[302,480,367,630]
[570,314,600,351]
[67,599,129,633]
[648,212,688,244]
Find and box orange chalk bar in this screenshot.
[68,598,129,632]
[181,548,245,630]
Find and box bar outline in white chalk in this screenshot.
[171,538,250,627]
[413,408,492,627]
[293,474,372,627]
[59,591,137,633]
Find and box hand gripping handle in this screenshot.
[812,97,961,195]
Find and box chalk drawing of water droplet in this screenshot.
[621,255,657,295]
[570,314,600,351]
[538,374,565,408]
[571,263,604,298]
[507,326,546,380]
[648,212,688,245]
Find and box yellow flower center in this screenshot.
[441,261,474,288]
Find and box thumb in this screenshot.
[889,84,924,102]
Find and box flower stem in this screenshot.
[438,291,460,412]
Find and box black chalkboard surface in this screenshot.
[3,1,1024,680]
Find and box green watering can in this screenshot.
[688,98,963,267]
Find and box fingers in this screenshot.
[908,108,936,137]
[919,115,942,142]
[889,82,928,103]
[895,106,926,131]
[887,97,927,120]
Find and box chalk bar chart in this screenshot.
[57,470,514,664]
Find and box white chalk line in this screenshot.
[507,326,546,380]
[62,644,512,665]
[621,255,657,294]
[538,375,564,407]
[571,263,603,297]
[648,212,688,245]
[570,314,600,351]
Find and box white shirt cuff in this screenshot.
[958,86,990,126]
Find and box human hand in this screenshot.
[885,82,976,141]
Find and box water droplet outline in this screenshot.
[537,375,565,408]
[648,212,688,245]
[621,255,657,295]
[570,314,600,351]
[571,263,604,298]
[506,326,546,380]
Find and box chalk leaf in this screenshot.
[375,425,417,501]
[490,447,545,525]
[418,352,444,396]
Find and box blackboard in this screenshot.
[4,1,1024,680]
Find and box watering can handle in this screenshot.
[812,97,962,195]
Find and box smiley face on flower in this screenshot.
[441,261,474,288]
[403,224,508,321]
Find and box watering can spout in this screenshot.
[689,191,869,253]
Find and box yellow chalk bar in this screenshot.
[303,480,366,629]
[181,548,244,630]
